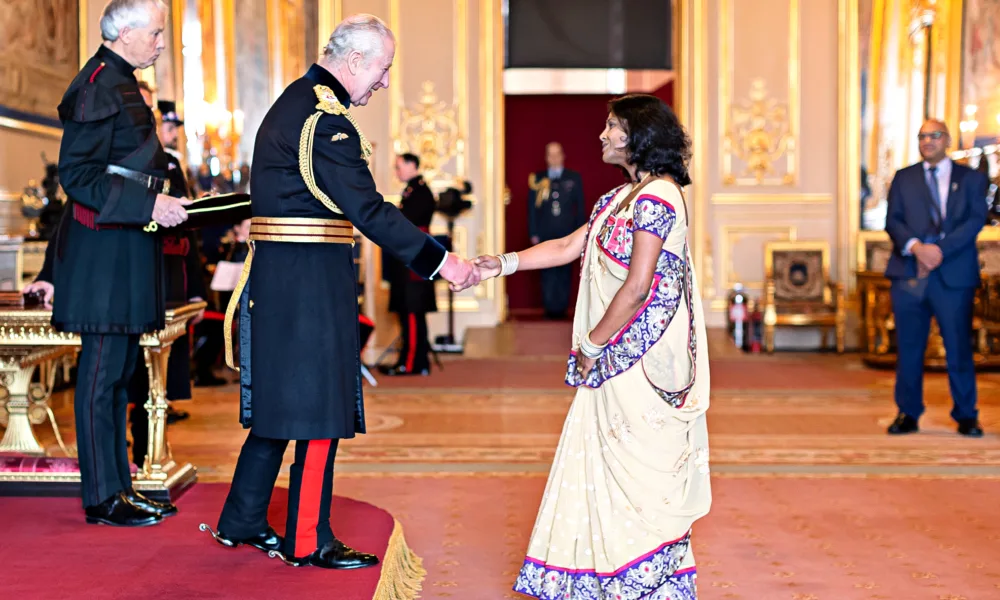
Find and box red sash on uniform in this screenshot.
[72,203,123,230]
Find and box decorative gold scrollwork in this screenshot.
[724,79,794,185]
[395,81,462,185]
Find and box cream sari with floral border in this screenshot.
[514,178,712,600]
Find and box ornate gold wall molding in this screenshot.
[454,0,469,179]
[675,0,709,297]
[719,0,800,186]
[720,225,799,289]
[481,0,504,311]
[317,0,342,49]
[395,82,462,186]
[0,118,61,139]
[389,0,402,149]
[839,0,861,290]
[79,0,89,69]
[712,193,832,205]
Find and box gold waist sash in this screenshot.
[224,216,355,370]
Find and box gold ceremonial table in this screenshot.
[0,302,205,500]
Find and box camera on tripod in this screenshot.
[433,180,473,353]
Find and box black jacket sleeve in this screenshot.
[938,170,988,259]
[311,116,447,279]
[35,236,58,284]
[885,169,919,253]
[57,84,157,226]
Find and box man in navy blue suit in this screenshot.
[885,119,988,437]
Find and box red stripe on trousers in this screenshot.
[406,314,417,372]
[294,439,332,557]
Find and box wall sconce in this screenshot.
[959,104,979,150]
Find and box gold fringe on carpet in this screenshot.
[372,519,427,600]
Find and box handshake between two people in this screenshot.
[436,253,507,292]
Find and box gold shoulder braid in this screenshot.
[528,173,551,209]
[298,85,375,215]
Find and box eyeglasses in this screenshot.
[917,132,946,141]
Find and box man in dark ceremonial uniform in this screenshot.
[53,0,191,526]
[208,14,479,568]
[527,142,585,319]
[382,153,438,376]
[128,97,207,468]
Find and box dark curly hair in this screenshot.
[607,94,692,187]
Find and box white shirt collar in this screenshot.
[923,157,952,175]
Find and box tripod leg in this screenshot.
[360,364,378,387]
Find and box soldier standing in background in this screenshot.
[381,153,438,376]
[127,95,207,468]
[527,142,585,319]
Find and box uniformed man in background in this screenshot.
[381,153,437,376]
[54,0,190,526]
[208,14,479,569]
[127,94,207,468]
[527,142,585,319]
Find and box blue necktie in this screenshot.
[926,166,943,231]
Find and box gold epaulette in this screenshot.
[298,85,375,216]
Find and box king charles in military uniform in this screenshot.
[52,0,192,527]
[207,14,479,569]
[382,153,438,376]
[528,142,585,319]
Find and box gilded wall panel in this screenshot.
[338,0,503,332]
[235,0,271,161]
[720,0,799,186]
[0,0,79,124]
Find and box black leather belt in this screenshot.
[105,165,169,194]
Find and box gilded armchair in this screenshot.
[762,241,846,353]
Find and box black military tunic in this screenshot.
[527,168,585,317]
[55,45,171,508]
[387,175,438,315]
[217,64,449,558]
[54,46,168,334]
[243,64,447,440]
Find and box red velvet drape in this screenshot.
[502,81,674,317]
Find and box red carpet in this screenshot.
[0,484,423,600]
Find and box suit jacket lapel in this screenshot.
[945,165,965,226]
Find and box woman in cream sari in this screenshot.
[477,95,711,599]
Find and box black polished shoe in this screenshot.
[85,491,163,527]
[125,489,178,518]
[381,365,430,377]
[958,419,985,437]
[166,405,190,424]
[887,413,919,435]
[302,539,380,570]
[205,525,284,554]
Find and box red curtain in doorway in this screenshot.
[502,81,674,317]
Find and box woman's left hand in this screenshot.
[577,354,597,380]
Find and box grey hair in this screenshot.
[322,14,394,65]
[100,0,167,42]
